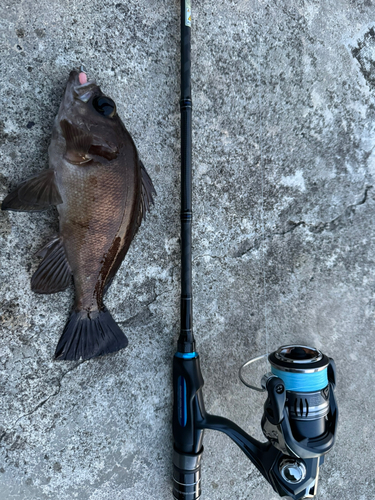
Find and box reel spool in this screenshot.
[268,346,331,442]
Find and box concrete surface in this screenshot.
[1,0,375,498]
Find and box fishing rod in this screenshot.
[172,2,338,499]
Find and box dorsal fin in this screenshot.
[103,160,156,296]
[138,160,156,225]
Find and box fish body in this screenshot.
[2,69,155,360]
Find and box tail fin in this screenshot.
[55,307,128,361]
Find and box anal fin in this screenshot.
[2,169,62,211]
[31,236,72,294]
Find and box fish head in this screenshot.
[57,69,126,165]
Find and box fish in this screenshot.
[1,68,156,361]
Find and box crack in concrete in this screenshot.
[273,220,306,236]
[146,288,174,308]
[118,287,175,328]
[235,186,372,257]
[352,27,375,89]
[297,184,372,235]
[7,361,85,432]
[193,253,225,262]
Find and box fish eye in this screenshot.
[92,96,116,117]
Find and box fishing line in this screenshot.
[270,366,329,392]
[257,0,269,359]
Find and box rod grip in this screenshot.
[173,449,202,500]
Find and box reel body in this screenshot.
[172,345,338,500]
[260,346,338,498]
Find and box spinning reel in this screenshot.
[172,345,338,499]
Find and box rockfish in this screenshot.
[2,69,156,361]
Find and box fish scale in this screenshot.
[58,162,131,310]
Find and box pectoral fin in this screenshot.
[60,119,93,165]
[61,119,118,164]
[1,169,62,211]
[88,143,119,161]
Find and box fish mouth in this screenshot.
[68,68,98,102]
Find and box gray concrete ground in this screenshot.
[1,0,375,498]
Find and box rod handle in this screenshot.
[173,449,202,500]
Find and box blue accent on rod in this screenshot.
[271,366,328,392]
[177,376,187,427]
[175,351,198,359]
